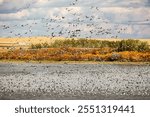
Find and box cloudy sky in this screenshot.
[0,0,150,38]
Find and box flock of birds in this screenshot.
[0,0,149,39]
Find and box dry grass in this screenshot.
[0,47,150,62]
[0,37,150,62]
[0,37,66,51]
[0,37,149,50]
[0,37,60,44]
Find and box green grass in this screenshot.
[30,39,150,52]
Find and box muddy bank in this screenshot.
[0,63,150,100]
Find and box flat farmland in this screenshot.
[0,37,64,50]
[0,37,150,51]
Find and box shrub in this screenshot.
[30,39,150,52]
[117,39,150,52]
[0,48,150,62]
[138,42,149,52]
[109,53,121,61]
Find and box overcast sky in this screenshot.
[0,0,150,38]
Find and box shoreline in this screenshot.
[0,60,150,65]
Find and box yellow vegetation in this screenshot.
[0,48,150,62]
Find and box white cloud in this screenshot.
[0,10,29,20]
[0,0,3,4]
[0,0,150,38]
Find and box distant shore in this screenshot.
[0,60,150,65]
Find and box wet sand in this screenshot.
[0,62,150,100]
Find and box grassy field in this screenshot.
[0,37,64,51]
[0,37,150,49]
[0,37,150,62]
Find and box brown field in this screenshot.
[0,37,150,62]
[0,37,64,51]
[0,37,66,44]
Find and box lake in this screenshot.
[0,62,150,100]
